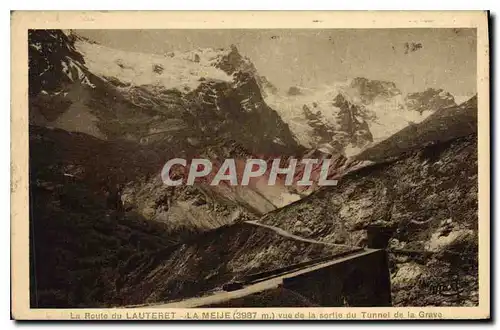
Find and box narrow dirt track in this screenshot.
[244,220,353,248]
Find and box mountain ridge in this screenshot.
[28,29,479,308]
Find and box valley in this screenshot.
[28,29,479,308]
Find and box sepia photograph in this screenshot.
[10,11,490,320]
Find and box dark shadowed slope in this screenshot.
[29,126,256,307]
[114,222,353,306]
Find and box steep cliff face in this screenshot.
[28,30,93,96]
[183,70,298,156]
[332,93,374,150]
[299,93,374,155]
[349,77,403,105]
[301,104,336,149]
[213,44,279,96]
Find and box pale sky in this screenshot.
[76,29,477,98]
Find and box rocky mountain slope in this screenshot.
[29,125,263,307]
[33,132,476,308]
[28,29,306,227]
[28,30,304,307]
[114,222,352,306]
[29,29,478,308]
[29,30,300,155]
[259,132,478,306]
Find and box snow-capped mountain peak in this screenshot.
[75,39,233,93]
[266,77,459,157]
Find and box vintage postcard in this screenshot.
[11,11,490,320]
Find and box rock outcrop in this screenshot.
[405,88,457,114]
